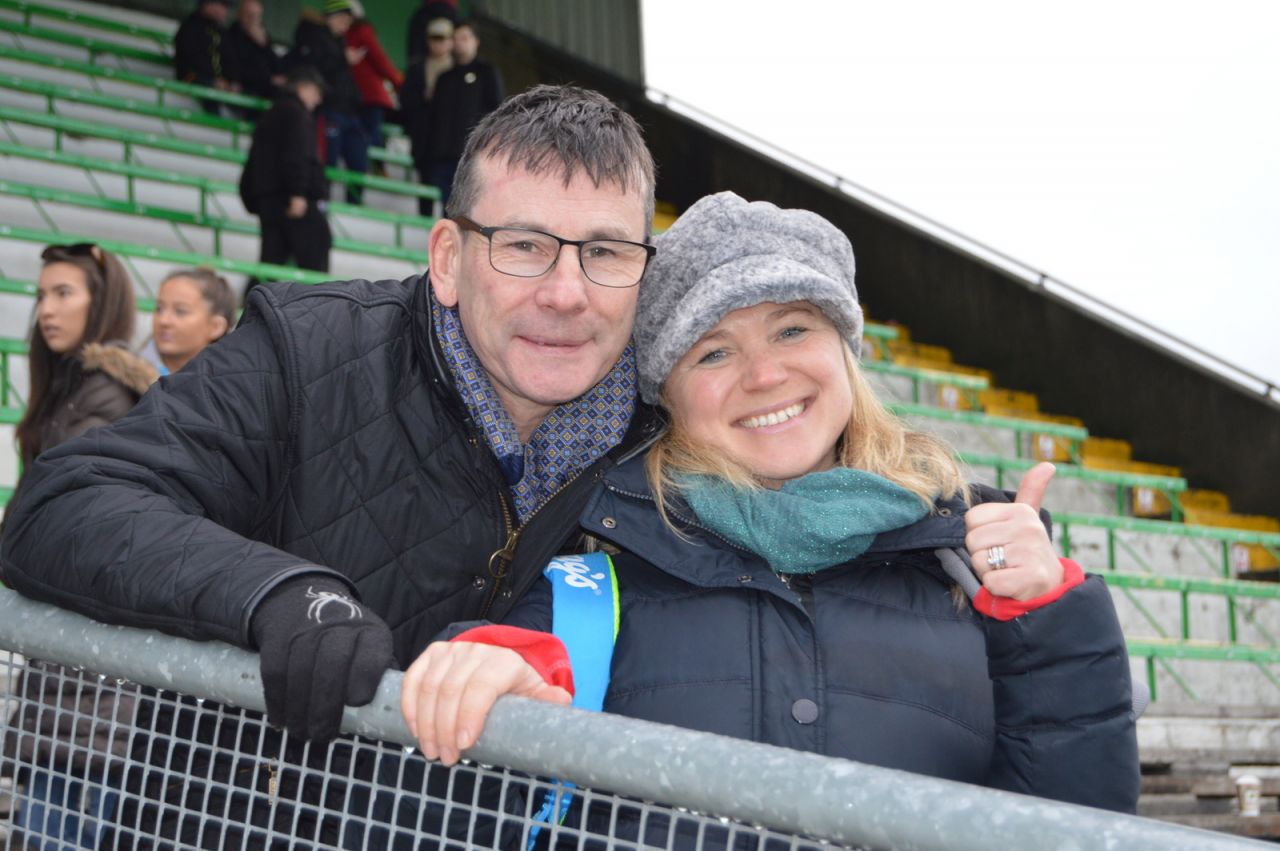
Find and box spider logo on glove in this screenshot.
[305,586,363,622]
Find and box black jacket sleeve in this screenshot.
[0,314,350,648]
[981,574,1141,812]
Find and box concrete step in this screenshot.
[1148,812,1280,840]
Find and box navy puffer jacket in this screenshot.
[501,456,1141,815]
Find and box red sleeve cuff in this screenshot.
[451,625,575,695]
[973,558,1086,621]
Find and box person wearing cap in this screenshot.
[400,16,455,215]
[238,65,331,275]
[173,0,235,114]
[406,0,459,64]
[427,21,505,207]
[401,192,1141,826]
[288,0,369,203]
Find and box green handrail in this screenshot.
[865,359,988,407]
[888,400,1087,460]
[0,140,436,243]
[0,70,252,148]
[0,0,173,47]
[0,43,268,110]
[0,177,428,263]
[0,105,439,200]
[961,451,1186,518]
[0,71,411,167]
[0,223,333,284]
[0,18,170,66]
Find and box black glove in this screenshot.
[251,575,395,742]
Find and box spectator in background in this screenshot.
[151,269,236,376]
[345,0,403,155]
[289,0,368,204]
[174,0,235,114]
[225,0,284,103]
[7,243,156,849]
[400,17,454,216]
[406,0,458,64]
[238,66,331,276]
[428,21,504,208]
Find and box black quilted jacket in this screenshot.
[1,275,660,665]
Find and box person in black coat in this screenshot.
[173,0,234,114]
[288,1,368,203]
[402,192,1142,834]
[400,16,454,215]
[239,66,331,273]
[427,21,504,208]
[224,0,284,103]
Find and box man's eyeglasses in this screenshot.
[452,215,655,289]
[41,242,106,271]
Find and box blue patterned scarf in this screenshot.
[433,301,635,522]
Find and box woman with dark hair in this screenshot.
[151,267,236,375]
[7,243,156,849]
[16,243,157,473]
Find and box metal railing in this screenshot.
[0,587,1266,850]
[645,89,1280,404]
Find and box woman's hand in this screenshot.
[400,641,572,766]
[965,463,1064,600]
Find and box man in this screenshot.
[289,0,368,203]
[427,21,505,207]
[239,65,331,276]
[2,85,658,747]
[406,0,459,64]
[224,0,284,102]
[173,0,234,114]
[400,16,455,216]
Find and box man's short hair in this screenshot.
[447,85,656,233]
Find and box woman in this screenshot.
[151,267,235,375]
[403,193,1140,824]
[345,0,403,153]
[16,243,156,472]
[8,242,156,849]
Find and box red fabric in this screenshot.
[347,22,403,109]
[974,558,1086,621]
[451,625,575,695]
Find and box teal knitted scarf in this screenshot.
[678,467,931,574]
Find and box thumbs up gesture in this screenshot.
[965,462,1065,601]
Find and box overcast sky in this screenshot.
[641,1,1280,393]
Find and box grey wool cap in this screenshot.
[635,191,862,404]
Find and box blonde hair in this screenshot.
[646,343,968,526]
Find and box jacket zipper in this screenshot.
[479,466,590,618]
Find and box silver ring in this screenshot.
[987,545,1008,570]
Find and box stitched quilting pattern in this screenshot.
[433,302,635,522]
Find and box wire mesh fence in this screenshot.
[0,586,1268,850]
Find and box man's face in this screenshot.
[427,34,453,59]
[296,81,323,111]
[203,0,229,24]
[238,0,262,27]
[453,27,478,63]
[429,156,648,439]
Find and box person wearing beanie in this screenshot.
[286,0,369,202]
[402,191,1141,833]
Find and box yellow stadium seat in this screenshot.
[1182,488,1231,514]
[978,388,1039,415]
[1082,437,1132,462]
[1182,509,1280,572]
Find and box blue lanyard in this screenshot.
[527,552,619,849]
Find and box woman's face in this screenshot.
[153,277,227,368]
[36,262,92,354]
[664,301,853,488]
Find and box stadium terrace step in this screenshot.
[0,16,169,69]
[0,70,413,169]
[888,399,1087,462]
[0,0,171,48]
[0,104,434,209]
[1057,512,1280,576]
[0,175,428,267]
